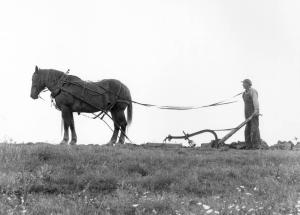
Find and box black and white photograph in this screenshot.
[0,0,299,214]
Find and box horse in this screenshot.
[30,66,132,145]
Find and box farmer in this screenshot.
[242,79,261,149]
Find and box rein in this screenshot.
[92,83,242,110]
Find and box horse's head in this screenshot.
[30,66,46,99]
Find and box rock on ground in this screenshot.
[269,141,294,150]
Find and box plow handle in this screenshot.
[218,113,257,146]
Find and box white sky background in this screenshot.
[0,0,299,145]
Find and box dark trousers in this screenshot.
[245,116,261,149]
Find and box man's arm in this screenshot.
[251,89,259,114]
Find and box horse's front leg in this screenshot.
[60,106,74,145]
[69,112,77,145]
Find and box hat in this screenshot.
[242,79,252,85]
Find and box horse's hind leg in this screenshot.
[116,111,127,145]
[106,110,119,145]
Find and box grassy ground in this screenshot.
[0,143,299,215]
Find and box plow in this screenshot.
[163,113,258,148]
[163,129,220,148]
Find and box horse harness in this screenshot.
[50,73,128,113]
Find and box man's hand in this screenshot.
[253,110,260,117]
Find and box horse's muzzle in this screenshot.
[30,87,39,99]
[30,93,38,100]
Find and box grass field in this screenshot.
[0,143,299,215]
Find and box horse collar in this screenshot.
[51,74,68,98]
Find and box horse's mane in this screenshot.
[39,69,100,90]
[41,69,64,84]
[41,69,81,84]
[48,69,65,77]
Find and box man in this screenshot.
[242,79,261,149]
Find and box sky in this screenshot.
[0,0,299,146]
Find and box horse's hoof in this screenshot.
[116,142,125,147]
[60,140,68,145]
[70,140,77,146]
[105,141,115,146]
[117,140,125,145]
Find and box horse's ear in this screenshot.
[35,65,39,72]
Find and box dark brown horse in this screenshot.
[30,66,132,145]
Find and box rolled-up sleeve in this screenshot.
[251,89,259,113]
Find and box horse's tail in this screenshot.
[127,90,133,127]
[127,101,133,127]
[61,118,64,137]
